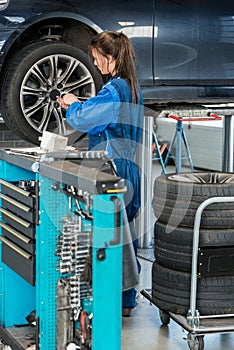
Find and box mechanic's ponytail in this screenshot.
[91,31,139,104]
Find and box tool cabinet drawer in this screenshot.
[0,179,37,206]
[0,208,35,239]
[0,236,35,285]
[0,179,39,224]
[0,222,35,254]
[0,193,35,223]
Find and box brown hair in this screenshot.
[91,31,139,104]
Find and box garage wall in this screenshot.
[0,122,89,150]
[0,122,33,149]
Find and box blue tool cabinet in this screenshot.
[0,150,124,350]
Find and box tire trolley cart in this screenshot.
[142,196,234,350]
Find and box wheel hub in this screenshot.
[50,89,61,101]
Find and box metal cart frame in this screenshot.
[142,196,234,350]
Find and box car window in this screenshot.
[0,0,9,11]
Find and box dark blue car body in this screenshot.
[0,0,234,143]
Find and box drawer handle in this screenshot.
[0,222,31,244]
[0,193,30,212]
[0,208,31,228]
[0,179,30,197]
[0,237,31,260]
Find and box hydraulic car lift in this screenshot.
[0,149,125,350]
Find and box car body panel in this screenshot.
[154,0,234,82]
[1,0,234,104]
[0,0,154,86]
[151,0,234,103]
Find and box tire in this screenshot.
[152,261,234,316]
[0,41,103,145]
[154,220,234,271]
[153,172,234,228]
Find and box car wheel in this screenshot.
[0,41,103,145]
[152,261,234,316]
[153,172,234,228]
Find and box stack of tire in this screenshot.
[152,172,234,316]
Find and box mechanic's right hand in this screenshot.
[57,93,79,110]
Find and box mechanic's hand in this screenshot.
[57,96,69,110]
[57,93,79,110]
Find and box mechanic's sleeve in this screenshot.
[65,83,120,134]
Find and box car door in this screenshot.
[117,0,154,85]
[80,0,155,86]
[154,0,234,83]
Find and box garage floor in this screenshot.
[122,257,234,350]
[122,161,234,350]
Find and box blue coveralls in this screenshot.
[66,76,144,308]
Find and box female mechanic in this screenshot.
[57,30,144,317]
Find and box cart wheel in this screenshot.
[187,334,204,350]
[0,339,5,350]
[0,343,8,349]
[159,309,170,325]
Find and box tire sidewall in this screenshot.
[154,172,234,228]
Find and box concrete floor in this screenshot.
[122,258,234,350]
[122,157,234,350]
